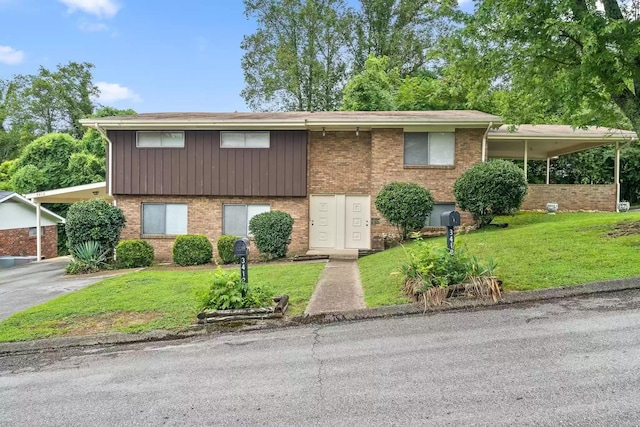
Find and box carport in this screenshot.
[486,125,638,211]
[24,182,112,260]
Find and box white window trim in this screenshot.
[136,131,185,148]
[403,132,455,166]
[222,204,271,237]
[220,131,270,148]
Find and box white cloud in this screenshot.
[59,0,120,18]
[79,21,109,32]
[0,45,24,65]
[95,82,140,103]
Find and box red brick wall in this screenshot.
[0,225,58,259]
[370,128,483,234]
[116,196,308,261]
[522,184,616,212]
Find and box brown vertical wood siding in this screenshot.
[108,130,307,197]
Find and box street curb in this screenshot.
[2,276,639,356]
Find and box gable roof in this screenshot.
[80,110,502,130]
[0,192,65,223]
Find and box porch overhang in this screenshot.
[487,125,637,160]
[24,182,112,204]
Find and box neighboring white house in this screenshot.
[0,191,65,259]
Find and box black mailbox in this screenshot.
[440,210,461,227]
[234,237,250,257]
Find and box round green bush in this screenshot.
[66,198,126,258]
[375,182,435,240]
[249,211,294,259]
[453,159,528,227]
[172,234,213,266]
[116,240,155,268]
[217,234,240,264]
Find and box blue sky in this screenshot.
[0,0,472,113]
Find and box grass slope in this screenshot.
[0,262,325,343]
[360,212,640,307]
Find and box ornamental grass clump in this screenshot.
[397,240,500,308]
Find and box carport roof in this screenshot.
[487,125,637,160]
[24,182,111,204]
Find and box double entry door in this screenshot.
[310,195,370,250]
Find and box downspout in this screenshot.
[95,124,113,197]
[482,122,493,162]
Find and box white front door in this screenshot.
[310,195,370,250]
[345,195,370,249]
[310,195,337,248]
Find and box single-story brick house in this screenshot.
[0,191,64,259]
[25,111,636,261]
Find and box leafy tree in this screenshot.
[453,160,528,228]
[66,152,105,187]
[241,0,351,111]
[458,0,640,135]
[375,182,434,240]
[80,107,136,159]
[349,0,458,75]
[342,55,400,111]
[2,62,98,139]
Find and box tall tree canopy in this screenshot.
[241,0,351,111]
[240,0,456,111]
[457,0,640,134]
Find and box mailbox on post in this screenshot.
[234,237,250,284]
[441,210,461,254]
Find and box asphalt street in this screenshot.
[2,290,640,426]
[0,259,104,321]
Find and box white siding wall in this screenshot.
[0,200,59,230]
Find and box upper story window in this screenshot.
[220,131,270,148]
[404,132,455,166]
[137,131,185,148]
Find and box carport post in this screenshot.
[36,202,41,261]
[546,157,550,185]
[523,140,528,181]
[615,141,621,211]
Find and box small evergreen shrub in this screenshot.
[116,240,154,268]
[66,198,126,258]
[197,267,274,311]
[375,182,435,240]
[249,211,294,259]
[217,234,240,264]
[172,234,213,266]
[453,160,528,227]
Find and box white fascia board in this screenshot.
[24,182,107,200]
[488,134,636,141]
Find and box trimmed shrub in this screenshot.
[116,240,155,268]
[453,160,528,227]
[66,198,126,258]
[375,182,435,240]
[217,234,240,264]
[172,234,213,266]
[249,211,294,259]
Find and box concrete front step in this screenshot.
[305,249,359,260]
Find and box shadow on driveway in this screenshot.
[0,259,105,321]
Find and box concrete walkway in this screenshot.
[304,259,366,315]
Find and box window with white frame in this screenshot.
[220,131,270,148]
[403,132,455,166]
[142,203,188,235]
[137,131,185,148]
[223,204,270,236]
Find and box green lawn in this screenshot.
[360,212,640,307]
[0,262,325,343]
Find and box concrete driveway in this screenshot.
[0,259,105,321]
